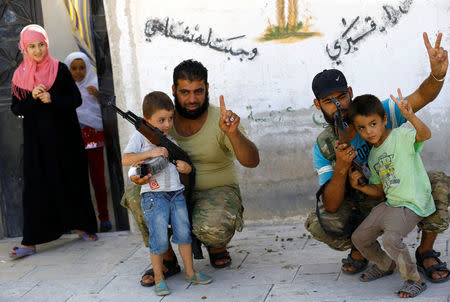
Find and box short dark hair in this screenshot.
[348,94,385,122]
[173,59,208,87]
[142,91,174,119]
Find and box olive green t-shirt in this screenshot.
[169,105,246,191]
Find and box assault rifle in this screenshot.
[331,98,371,186]
[104,95,204,259]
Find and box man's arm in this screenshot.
[406,33,448,112]
[219,95,260,168]
[321,141,357,213]
[226,130,260,168]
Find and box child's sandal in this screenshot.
[359,264,393,282]
[397,280,427,298]
[186,272,213,285]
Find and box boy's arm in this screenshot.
[122,147,169,166]
[175,160,192,175]
[349,169,384,197]
[408,115,431,142]
[391,89,431,142]
[122,152,149,166]
[356,183,384,197]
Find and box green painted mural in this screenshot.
[260,0,321,43]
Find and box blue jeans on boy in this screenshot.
[141,189,192,255]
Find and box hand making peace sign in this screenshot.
[390,88,414,121]
[423,32,448,80]
[219,95,239,135]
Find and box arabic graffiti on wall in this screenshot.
[246,104,295,122]
[144,17,258,61]
[326,0,413,65]
[260,0,320,43]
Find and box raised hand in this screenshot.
[219,95,239,135]
[423,32,448,80]
[390,88,414,120]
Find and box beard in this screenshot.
[321,108,335,125]
[321,95,352,125]
[174,91,209,120]
[321,108,351,125]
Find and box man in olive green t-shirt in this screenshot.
[127,59,260,287]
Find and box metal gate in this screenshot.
[0,0,43,238]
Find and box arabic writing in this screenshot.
[326,0,413,64]
[144,17,258,61]
[246,104,295,122]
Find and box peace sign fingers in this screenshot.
[423,32,448,79]
[390,88,413,120]
[423,32,433,52]
[434,32,442,49]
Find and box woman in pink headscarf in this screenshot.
[9,24,98,258]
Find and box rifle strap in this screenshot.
[389,98,398,128]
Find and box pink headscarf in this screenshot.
[11,24,59,100]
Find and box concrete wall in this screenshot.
[104,0,450,222]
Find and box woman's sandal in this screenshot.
[415,249,449,283]
[78,233,98,241]
[140,259,181,287]
[359,264,393,282]
[207,247,232,269]
[341,251,368,275]
[397,280,427,298]
[9,246,36,259]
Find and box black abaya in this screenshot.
[11,62,97,245]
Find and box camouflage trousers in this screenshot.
[305,171,450,251]
[191,185,244,248]
[120,184,244,249]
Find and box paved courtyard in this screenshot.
[0,223,449,301]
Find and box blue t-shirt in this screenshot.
[313,98,407,185]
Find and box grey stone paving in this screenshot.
[0,223,448,301]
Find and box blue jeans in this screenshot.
[141,190,191,255]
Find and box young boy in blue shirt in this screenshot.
[122,91,212,296]
[348,90,435,298]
